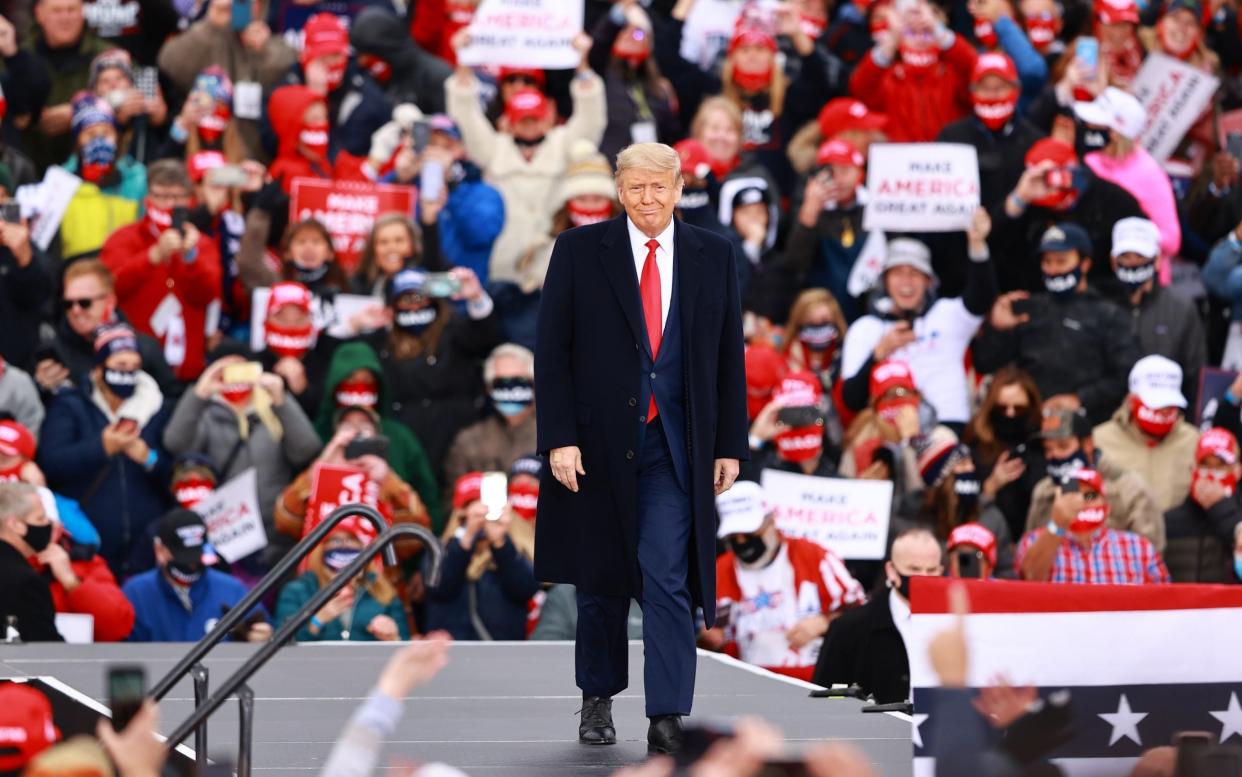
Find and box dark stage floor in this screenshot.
[0,642,913,776]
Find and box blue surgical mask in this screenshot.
[81,136,118,167]
[1043,265,1083,299]
[103,368,139,399]
[1046,450,1090,482]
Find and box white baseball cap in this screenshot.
[715,481,768,538]
[1129,355,1186,409]
[1111,217,1160,259]
[1073,87,1147,140]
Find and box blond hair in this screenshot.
[691,97,744,142]
[615,142,682,186]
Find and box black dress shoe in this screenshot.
[579,696,616,745]
[647,714,684,755]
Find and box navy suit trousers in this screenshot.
[575,418,696,717]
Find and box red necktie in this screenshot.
[640,238,662,422]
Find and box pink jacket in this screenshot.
[1085,148,1181,285]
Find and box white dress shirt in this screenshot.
[626,216,674,333]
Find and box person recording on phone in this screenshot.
[163,348,322,568]
[973,222,1140,426]
[840,208,998,432]
[425,471,538,641]
[38,323,171,579]
[362,266,498,484]
[100,159,222,382]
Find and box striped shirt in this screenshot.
[1016,527,1171,585]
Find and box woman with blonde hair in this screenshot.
[353,213,435,296]
[426,472,538,640]
[782,288,849,382]
[275,515,411,641]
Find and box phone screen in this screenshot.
[108,665,146,732]
[231,0,252,30]
[1075,37,1099,71]
[480,472,508,521]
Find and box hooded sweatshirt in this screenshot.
[266,85,333,192]
[349,7,453,113]
[313,341,444,527]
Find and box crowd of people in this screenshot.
[0,0,1239,767]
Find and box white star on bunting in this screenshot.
[1210,692,1242,743]
[1099,694,1147,747]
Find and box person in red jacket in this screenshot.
[100,159,222,382]
[848,0,977,142]
[29,522,135,642]
[266,85,333,192]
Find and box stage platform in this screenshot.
[0,642,913,776]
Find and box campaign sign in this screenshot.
[192,468,267,563]
[863,143,980,233]
[1131,53,1219,162]
[760,469,893,560]
[303,463,382,539]
[289,177,416,272]
[457,0,584,69]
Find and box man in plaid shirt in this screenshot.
[1017,467,1170,584]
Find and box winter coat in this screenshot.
[362,311,498,484]
[21,27,112,170]
[0,49,51,148]
[162,390,323,541]
[101,220,222,381]
[848,36,977,143]
[1124,285,1206,406]
[425,534,539,641]
[1085,148,1181,285]
[0,541,61,641]
[59,182,140,263]
[348,7,452,114]
[312,341,444,528]
[157,19,296,160]
[783,206,868,322]
[122,567,262,642]
[1093,404,1198,512]
[446,70,607,286]
[0,244,52,370]
[972,288,1141,426]
[270,62,393,161]
[1025,451,1166,550]
[588,13,681,162]
[62,155,147,206]
[275,570,410,641]
[36,538,135,641]
[38,313,180,401]
[1203,233,1242,321]
[1163,495,1242,583]
[436,163,505,286]
[38,373,172,578]
[443,413,537,503]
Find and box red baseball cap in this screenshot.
[1196,427,1239,465]
[729,28,778,54]
[818,98,888,138]
[972,52,1019,85]
[870,360,917,399]
[0,420,35,460]
[816,138,865,168]
[1025,137,1077,167]
[187,150,226,183]
[1068,467,1106,496]
[1095,0,1139,23]
[744,345,788,418]
[947,522,998,567]
[0,683,60,772]
[505,88,550,124]
[454,471,484,509]
[332,514,381,545]
[774,370,823,407]
[498,66,546,88]
[674,138,713,180]
[301,12,350,64]
[266,281,314,317]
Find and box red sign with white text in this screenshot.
[289,178,416,272]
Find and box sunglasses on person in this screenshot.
[62,295,105,311]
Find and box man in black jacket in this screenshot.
[812,528,944,704]
[973,223,1140,425]
[0,482,63,642]
[990,136,1144,293]
[1164,428,1242,583]
[349,7,452,115]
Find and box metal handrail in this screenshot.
[165,522,443,750]
[149,503,399,702]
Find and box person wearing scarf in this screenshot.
[99,158,221,381]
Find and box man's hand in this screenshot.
[786,613,831,649]
[152,228,184,264]
[257,371,285,406]
[34,359,70,392]
[573,31,593,71]
[748,399,787,444]
[983,450,1025,497]
[366,614,401,641]
[96,700,167,777]
[714,458,740,495]
[376,631,451,698]
[246,621,273,642]
[450,266,485,303]
[37,543,79,591]
[1050,487,1083,530]
[989,291,1030,331]
[121,434,150,466]
[873,322,916,361]
[1012,161,1056,206]
[102,424,138,456]
[966,206,991,250]
[0,219,33,268]
[550,446,585,492]
[1194,476,1229,510]
[273,357,308,395]
[971,676,1037,729]
[928,581,969,687]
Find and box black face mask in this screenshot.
[166,559,205,585]
[990,412,1031,445]
[953,472,981,518]
[1043,265,1083,299]
[394,306,437,335]
[291,262,330,285]
[490,377,535,409]
[893,573,912,600]
[1116,261,1156,293]
[514,135,545,149]
[1076,124,1109,156]
[1046,450,1090,482]
[729,534,768,565]
[103,368,139,399]
[24,523,53,553]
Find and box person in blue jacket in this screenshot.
[37,323,172,579]
[275,514,410,642]
[122,509,271,642]
[425,471,538,641]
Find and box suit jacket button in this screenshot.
[638,416,646,423]
[628,397,636,407]
[626,450,634,460]
[650,372,656,379]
